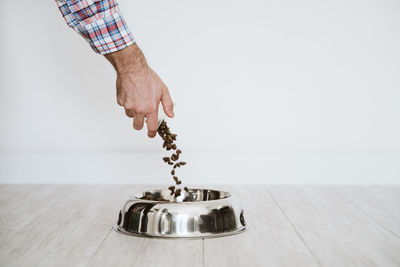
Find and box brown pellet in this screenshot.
[175,189,181,197]
[184,187,189,192]
[171,154,178,161]
[173,163,180,168]
[158,120,187,197]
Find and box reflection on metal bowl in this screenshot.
[114,188,247,239]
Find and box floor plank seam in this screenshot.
[202,238,205,267]
[331,187,400,240]
[89,226,113,262]
[266,188,323,267]
[131,238,146,267]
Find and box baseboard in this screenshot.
[0,152,399,184]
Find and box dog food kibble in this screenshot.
[157,120,188,198]
[175,189,181,197]
[168,185,175,195]
[171,153,179,161]
[173,163,180,169]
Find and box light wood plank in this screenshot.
[88,231,145,267]
[0,185,67,240]
[0,185,35,203]
[1,185,88,265]
[269,186,400,267]
[133,239,203,267]
[0,185,137,266]
[204,185,320,267]
[332,186,400,239]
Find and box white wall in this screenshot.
[0,0,399,184]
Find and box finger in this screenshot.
[161,87,174,118]
[133,114,145,130]
[125,109,135,118]
[146,110,159,138]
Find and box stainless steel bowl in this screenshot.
[114,188,247,238]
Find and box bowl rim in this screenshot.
[132,188,233,203]
[113,224,248,239]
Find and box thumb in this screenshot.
[161,88,175,118]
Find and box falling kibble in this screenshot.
[173,163,181,169]
[157,120,187,198]
[168,185,175,195]
[175,189,182,197]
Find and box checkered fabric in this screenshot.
[55,0,135,54]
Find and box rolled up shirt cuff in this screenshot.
[79,10,135,54]
[56,0,135,54]
[84,12,135,54]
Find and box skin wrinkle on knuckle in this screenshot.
[124,104,134,110]
[133,106,144,114]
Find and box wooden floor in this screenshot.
[0,185,399,267]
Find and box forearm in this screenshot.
[55,0,134,54]
[104,44,149,75]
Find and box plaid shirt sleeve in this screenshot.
[55,0,135,54]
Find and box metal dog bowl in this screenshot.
[114,188,247,238]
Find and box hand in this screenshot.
[105,44,174,138]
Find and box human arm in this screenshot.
[55,0,174,136]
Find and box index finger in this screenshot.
[146,110,159,138]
